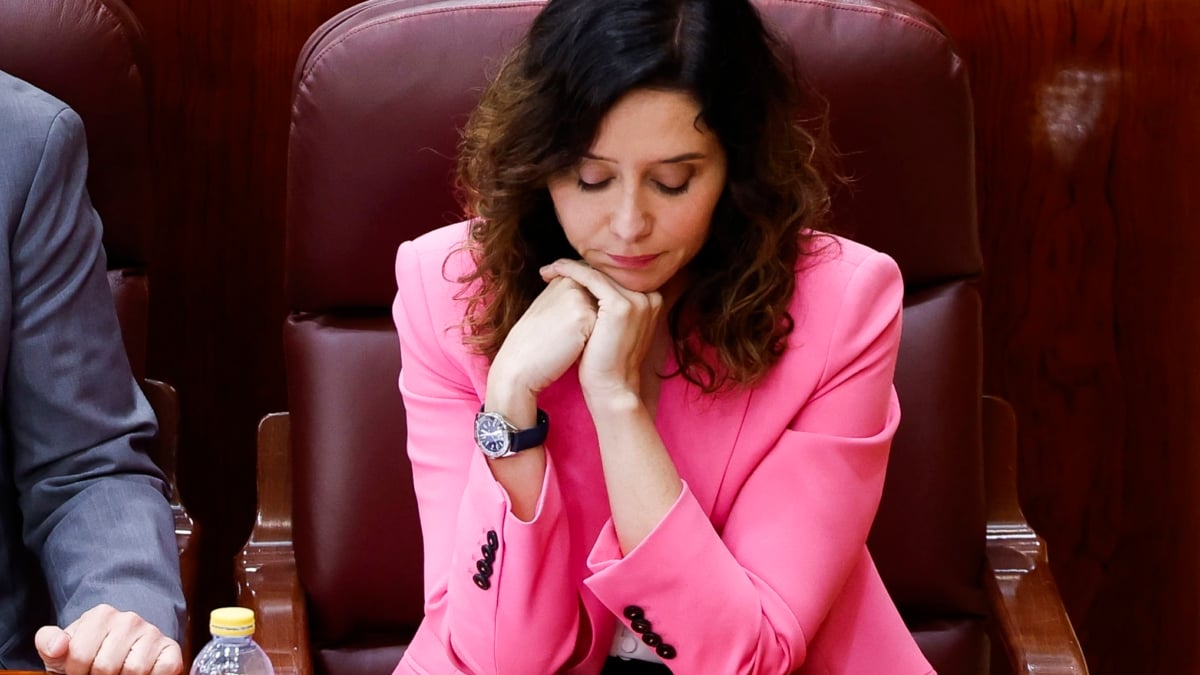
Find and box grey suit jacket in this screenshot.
[0,70,184,668]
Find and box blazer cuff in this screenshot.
[448,445,570,601]
[584,480,692,572]
[442,447,578,672]
[582,482,805,668]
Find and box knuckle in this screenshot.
[154,654,183,675]
[85,603,117,620]
[575,310,597,331]
[91,656,123,675]
[115,610,145,631]
[161,641,183,663]
[123,651,152,674]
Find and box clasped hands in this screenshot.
[35,604,182,675]
[492,258,663,408]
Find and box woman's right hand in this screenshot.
[489,275,598,403]
[485,276,597,520]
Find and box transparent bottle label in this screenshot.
[189,636,275,675]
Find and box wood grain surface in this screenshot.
[915,0,1200,671]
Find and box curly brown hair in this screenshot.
[455,0,837,393]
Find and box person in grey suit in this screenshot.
[0,70,185,673]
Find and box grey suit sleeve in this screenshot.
[7,107,185,640]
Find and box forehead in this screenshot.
[587,88,721,161]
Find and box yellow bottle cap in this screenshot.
[209,607,256,637]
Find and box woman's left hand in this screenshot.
[540,259,662,409]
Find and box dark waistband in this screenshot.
[601,656,673,674]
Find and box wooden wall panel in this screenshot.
[121,0,359,648]
[914,0,1200,672]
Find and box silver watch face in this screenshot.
[475,412,514,458]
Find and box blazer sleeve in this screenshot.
[583,251,904,673]
[392,238,584,674]
[8,107,184,639]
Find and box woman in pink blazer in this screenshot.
[391,1,933,673]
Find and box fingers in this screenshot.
[539,259,663,401]
[491,272,599,396]
[136,636,184,675]
[39,604,182,675]
[542,259,663,318]
[541,259,633,302]
[150,644,185,675]
[58,604,112,675]
[35,625,69,673]
[529,274,598,340]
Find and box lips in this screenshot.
[607,253,660,269]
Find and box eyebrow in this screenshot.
[582,151,706,164]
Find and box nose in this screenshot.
[609,186,652,242]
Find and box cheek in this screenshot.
[653,210,710,260]
[675,192,722,246]
[548,189,592,247]
[547,182,570,216]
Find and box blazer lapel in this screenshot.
[655,365,752,520]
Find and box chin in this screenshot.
[605,269,668,293]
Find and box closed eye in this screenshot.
[655,181,690,196]
[577,178,613,192]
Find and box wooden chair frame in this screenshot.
[982,396,1088,674]
[142,378,199,661]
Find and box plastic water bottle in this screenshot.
[189,607,276,675]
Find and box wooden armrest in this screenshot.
[236,412,312,675]
[141,378,199,660]
[982,395,1089,674]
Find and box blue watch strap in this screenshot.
[511,408,550,451]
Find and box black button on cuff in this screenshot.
[655,644,677,660]
[471,530,501,590]
[630,618,651,634]
[641,632,662,647]
[623,605,644,620]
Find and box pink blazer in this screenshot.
[391,221,933,675]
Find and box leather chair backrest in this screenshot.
[0,0,155,379]
[286,1,986,673]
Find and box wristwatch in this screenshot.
[474,406,550,459]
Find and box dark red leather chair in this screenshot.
[0,0,197,657]
[238,1,1088,673]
